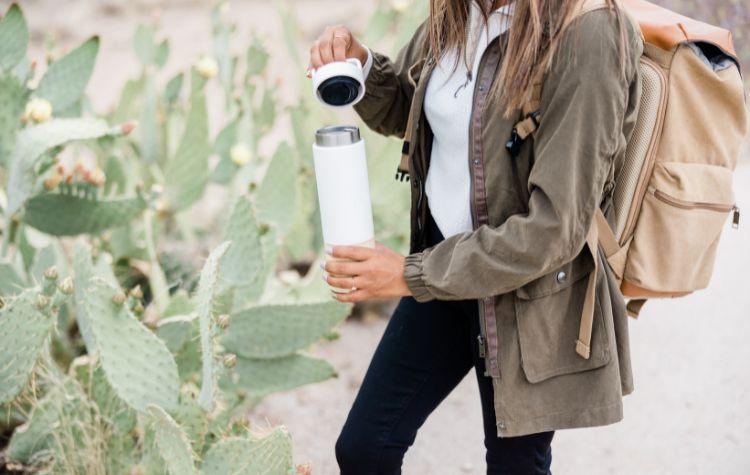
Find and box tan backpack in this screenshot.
[509,0,748,359]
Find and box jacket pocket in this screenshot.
[514,251,611,383]
[625,162,736,294]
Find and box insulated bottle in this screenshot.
[312,125,375,293]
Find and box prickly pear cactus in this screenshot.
[0,4,28,72]
[220,196,263,286]
[222,301,350,359]
[0,289,56,404]
[231,353,335,399]
[7,118,130,215]
[78,277,180,412]
[35,36,99,112]
[164,84,210,211]
[196,241,231,411]
[255,141,298,239]
[0,73,28,166]
[147,404,196,475]
[201,426,293,475]
[24,191,147,236]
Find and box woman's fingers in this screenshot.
[331,288,368,303]
[330,245,375,261]
[322,258,364,277]
[308,25,355,75]
[310,40,324,70]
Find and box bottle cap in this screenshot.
[315,125,361,147]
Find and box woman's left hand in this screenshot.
[323,242,412,302]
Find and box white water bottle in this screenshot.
[312,125,375,293]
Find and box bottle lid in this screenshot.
[315,125,361,147]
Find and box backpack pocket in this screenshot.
[514,251,611,383]
[623,161,736,296]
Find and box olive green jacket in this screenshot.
[353,8,643,437]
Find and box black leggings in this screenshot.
[335,212,554,474]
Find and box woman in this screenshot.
[308,0,642,472]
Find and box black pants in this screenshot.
[335,212,554,474]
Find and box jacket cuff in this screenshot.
[403,252,435,303]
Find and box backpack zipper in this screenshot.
[648,186,739,228]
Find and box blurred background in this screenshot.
[1,0,748,473]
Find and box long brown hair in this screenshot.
[425,0,628,116]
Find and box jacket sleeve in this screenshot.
[403,11,639,302]
[352,19,429,138]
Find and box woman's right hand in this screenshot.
[306,25,368,78]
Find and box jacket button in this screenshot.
[556,271,568,283]
[473,159,480,165]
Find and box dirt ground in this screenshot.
[7,0,749,473]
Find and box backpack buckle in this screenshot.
[505,128,523,158]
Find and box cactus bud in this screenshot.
[43,267,59,281]
[131,426,144,441]
[58,277,74,295]
[258,223,270,235]
[217,314,230,330]
[390,0,411,13]
[236,388,247,400]
[112,292,127,306]
[121,120,138,136]
[223,353,237,368]
[24,97,53,123]
[196,56,219,79]
[0,296,6,309]
[133,301,144,315]
[296,463,313,475]
[44,170,63,190]
[36,294,50,309]
[129,285,144,299]
[230,143,251,166]
[88,167,106,187]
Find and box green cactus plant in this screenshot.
[222,301,350,359]
[201,426,293,475]
[0,73,28,166]
[23,191,147,236]
[219,196,263,286]
[6,118,132,215]
[196,240,231,412]
[0,289,57,404]
[147,404,196,475]
[77,277,180,412]
[0,4,28,72]
[230,353,335,399]
[163,83,210,211]
[35,36,100,113]
[255,141,298,239]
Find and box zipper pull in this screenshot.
[732,205,740,229]
[477,334,486,358]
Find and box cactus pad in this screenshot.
[255,141,297,238]
[79,278,180,412]
[201,427,293,475]
[35,36,99,112]
[7,118,119,214]
[24,192,147,236]
[196,241,231,412]
[222,301,350,359]
[0,4,28,72]
[231,353,335,398]
[147,404,196,475]
[164,91,210,211]
[220,196,263,286]
[0,73,28,166]
[0,290,55,404]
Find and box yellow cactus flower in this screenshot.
[197,56,219,79]
[24,97,53,123]
[230,143,251,166]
